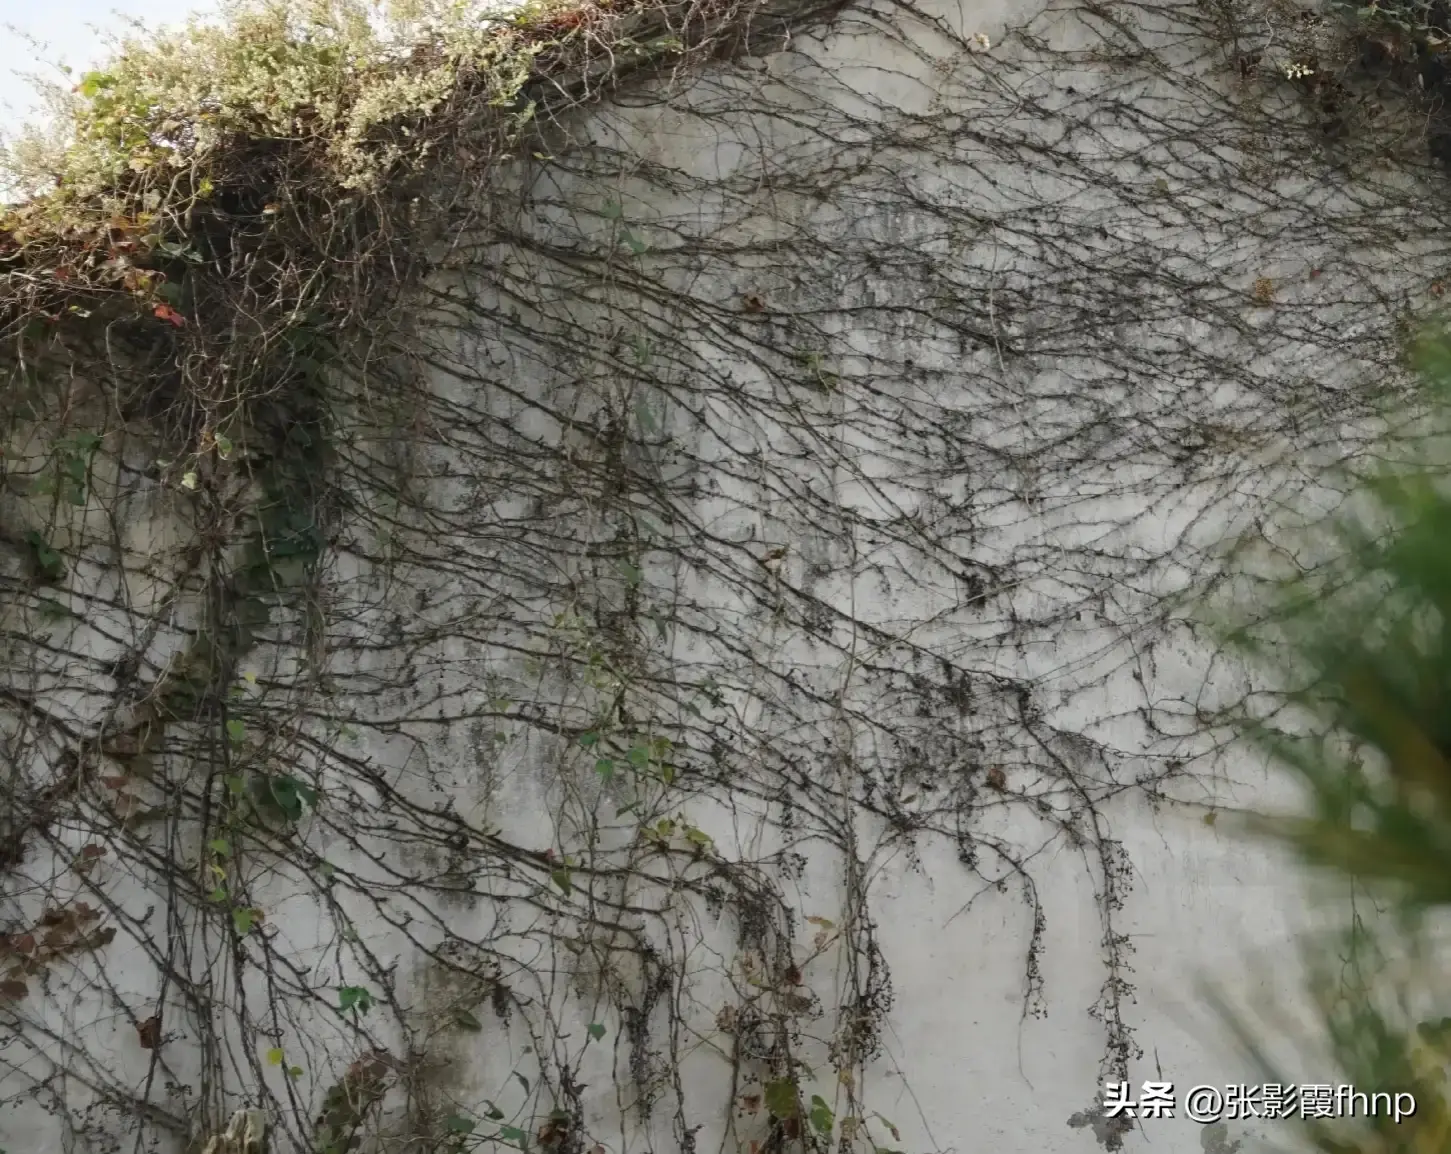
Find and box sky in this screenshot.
[1,0,215,139]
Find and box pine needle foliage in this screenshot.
[1223,327,1451,1154]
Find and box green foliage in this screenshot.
[1223,326,1451,1153]
[764,1077,798,1119]
[337,985,373,1014]
[4,0,548,204]
[249,772,319,822]
[22,530,65,583]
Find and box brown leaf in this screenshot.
[743,294,765,313]
[783,964,802,985]
[13,934,35,956]
[79,845,106,860]
[136,1015,161,1049]
[99,775,130,790]
[0,979,28,1000]
[985,766,1007,790]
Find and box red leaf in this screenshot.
[153,304,185,327]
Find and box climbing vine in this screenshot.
[2,0,1451,1152]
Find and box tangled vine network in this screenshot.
[2,0,1451,1150]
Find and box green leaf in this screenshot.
[208,886,228,902]
[550,867,573,896]
[288,1065,303,1078]
[578,731,599,748]
[208,838,231,857]
[37,598,72,622]
[453,1009,483,1031]
[601,199,623,219]
[514,1072,530,1094]
[809,1094,834,1136]
[266,1046,284,1065]
[499,1125,528,1147]
[232,908,256,935]
[78,70,114,98]
[444,1115,476,1134]
[764,1078,798,1119]
[23,531,65,581]
[586,1022,605,1041]
[338,985,373,1014]
[225,719,246,744]
[594,758,615,781]
[482,1101,505,1121]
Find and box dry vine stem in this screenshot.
[1,0,1451,1151]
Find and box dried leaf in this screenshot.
[0,979,28,1000]
[137,1015,161,1049]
